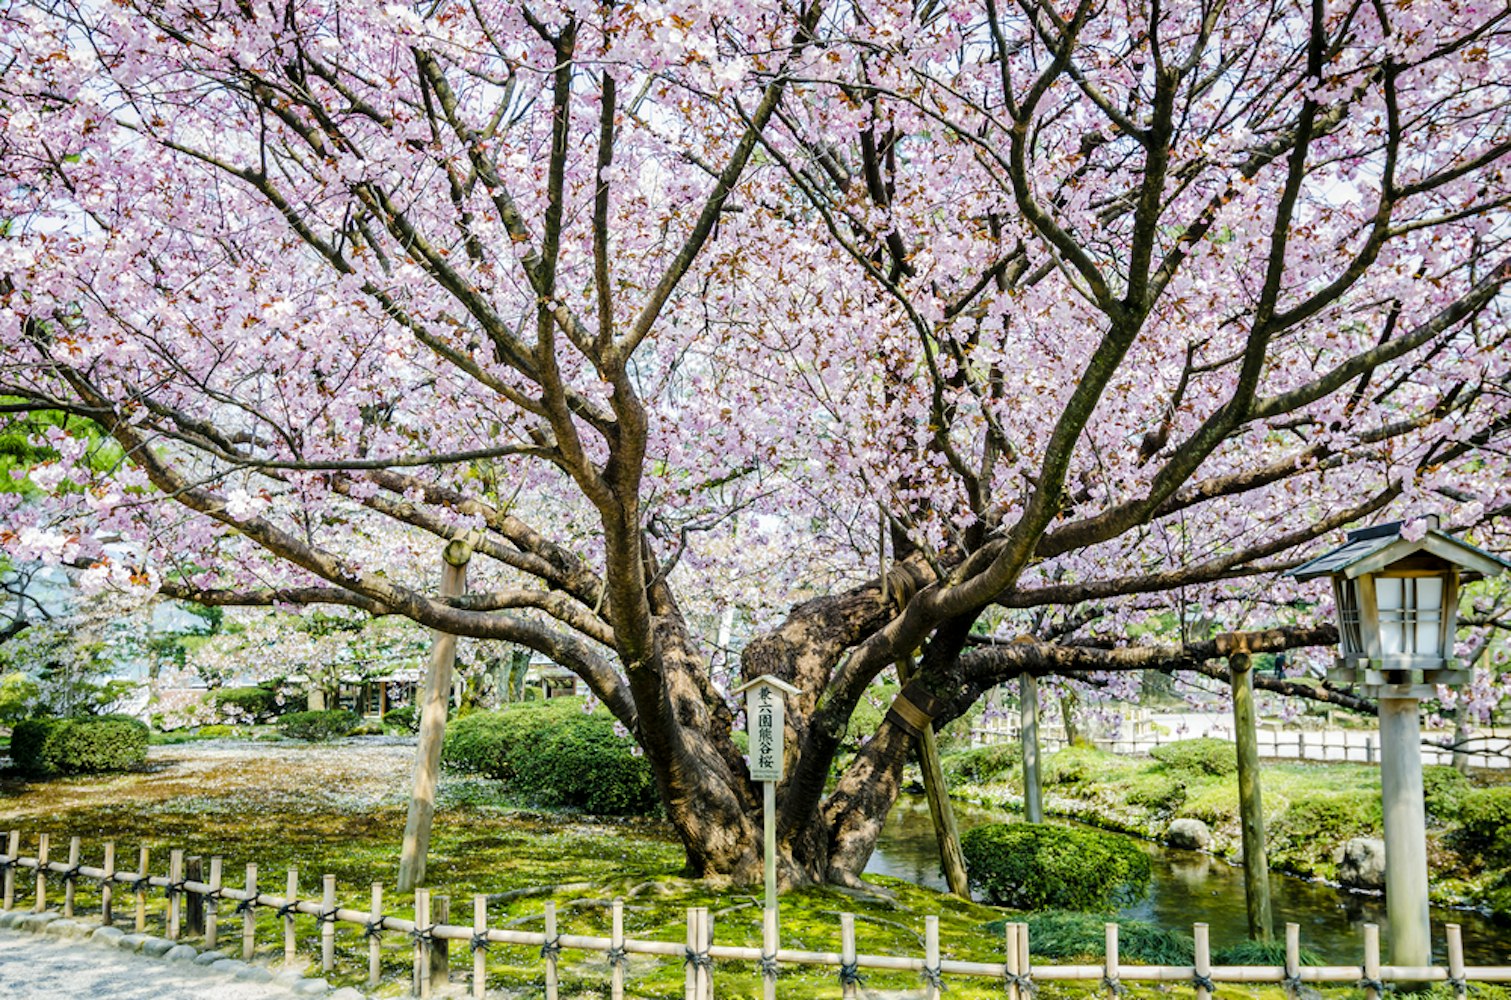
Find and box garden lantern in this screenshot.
[1290,517,1509,968]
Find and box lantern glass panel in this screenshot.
[1374,576,1443,656]
[1333,578,1365,654]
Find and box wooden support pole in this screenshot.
[414,887,431,999]
[610,898,625,1000]
[135,847,148,933]
[1021,674,1044,823]
[685,907,698,1000]
[2,830,16,911]
[1363,923,1382,1000]
[1105,923,1119,997]
[1447,923,1467,1000]
[840,913,858,1000]
[544,901,559,1000]
[472,894,488,1000]
[368,884,383,990]
[398,542,470,891]
[1005,921,1021,1000]
[101,842,115,925]
[168,849,183,940]
[284,869,298,968]
[322,874,337,974]
[184,855,203,936]
[63,836,79,918]
[897,657,970,898]
[206,857,222,950]
[431,895,450,992]
[1285,923,1300,998]
[34,833,48,913]
[924,915,941,1000]
[242,864,258,961]
[1194,924,1211,1000]
[1230,650,1274,941]
[761,905,778,1000]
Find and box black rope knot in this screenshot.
[203,886,225,902]
[131,877,152,895]
[410,925,434,945]
[759,954,780,980]
[276,901,299,920]
[0,856,13,873]
[470,932,490,953]
[1006,972,1037,997]
[923,965,945,991]
[363,918,385,939]
[684,948,712,971]
[1357,976,1385,995]
[1103,976,1125,996]
[1193,972,1216,992]
[839,962,864,987]
[606,946,628,968]
[60,864,83,884]
[165,879,188,900]
[318,907,339,925]
[540,937,561,961]
[1448,977,1467,995]
[234,897,257,916]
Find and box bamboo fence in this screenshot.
[2,830,1509,999]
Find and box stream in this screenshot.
[867,795,1510,964]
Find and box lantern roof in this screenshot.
[1289,519,1511,582]
[730,675,803,697]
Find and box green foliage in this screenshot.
[1041,746,1122,785]
[10,715,148,775]
[1123,771,1187,812]
[1149,738,1237,776]
[442,700,658,816]
[988,912,1193,964]
[1452,787,1511,866]
[1212,939,1325,966]
[383,704,420,733]
[211,686,281,722]
[277,709,358,742]
[0,671,40,725]
[196,724,240,739]
[959,822,1151,910]
[1267,791,1382,877]
[845,682,898,750]
[941,743,1020,785]
[1422,765,1472,824]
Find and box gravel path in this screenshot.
[0,929,297,999]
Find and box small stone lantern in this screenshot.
[1290,516,1509,967]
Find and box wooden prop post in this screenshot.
[895,658,970,897]
[430,895,450,991]
[1223,638,1274,941]
[398,539,472,892]
[185,855,203,935]
[1021,674,1044,823]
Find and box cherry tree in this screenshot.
[2,0,1508,884]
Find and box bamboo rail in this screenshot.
[2,830,1509,997]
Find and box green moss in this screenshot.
[1267,791,1382,879]
[1149,738,1237,777]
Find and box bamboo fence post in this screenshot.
[697,907,713,1000]
[167,849,183,940]
[1105,922,1120,997]
[2,830,16,911]
[924,914,942,1000]
[101,842,115,925]
[1005,921,1021,1000]
[1285,922,1301,998]
[63,836,80,918]
[610,898,625,1000]
[684,907,698,1000]
[368,883,383,989]
[34,833,49,913]
[185,856,203,935]
[1447,924,1467,1000]
[840,912,858,1000]
[1194,924,1211,1000]
[431,895,450,991]
[135,847,149,932]
[322,874,337,974]
[1017,921,1032,997]
[761,905,778,1000]
[414,887,431,1000]
[544,901,559,1000]
[1363,923,1382,1000]
[284,868,298,968]
[472,894,487,1000]
[242,864,257,961]
[206,857,222,949]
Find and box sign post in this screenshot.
[731,676,802,920]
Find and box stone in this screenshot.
[140,935,176,957]
[211,959,249,976]
[165,944,199,962]
[90,926,125,945]
[20,912,61,932]
[43,919,85,938]
[117,933,149,952]
[1338,837,1387,892]
[272,969,306,987]
[1166,817,1213,851]
[0,911,20,929]
[193,949,229,966]
[233,964,273,983]
[292,977,331,995]
[329,989,366,1000]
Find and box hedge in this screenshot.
[1149,738,1237,776]
[442,699,658,816]
[1453,787,1511,866]
[383,705,420,733]
[960,822,1152,910]
[277,709,359,741]
[10,715,149,776]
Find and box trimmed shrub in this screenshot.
[989,913,1192,964]
[196,724,240,739]
[442,699,658,816]
[383,705,420,733]
[1452,787,1511,866]
[1124,771,1187,812]
[960,822,1152,910]
[942,744,1021,785]
[1149,738,1237,776]
[1267,791,1382,878]
[10,715,149,775]
[1422,765,1471,824]
[211,686,278,722]
[1041,746,1119,785]
[277,709,358,742]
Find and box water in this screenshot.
[866,795,1510,964]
